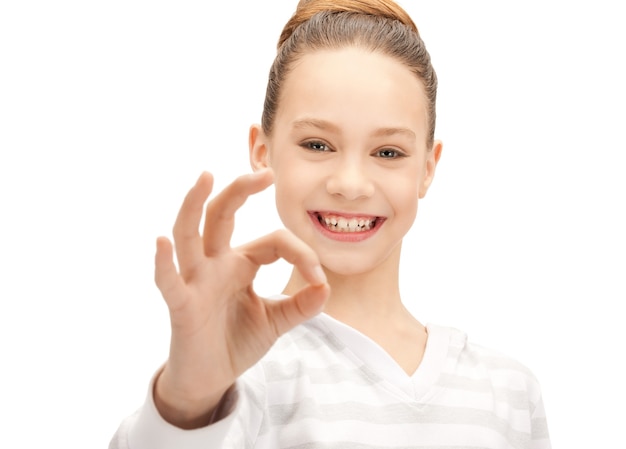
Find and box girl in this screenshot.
[111,0,550,447]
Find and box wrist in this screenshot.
[153,366,232,429]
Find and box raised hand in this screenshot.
[152,169,329,428]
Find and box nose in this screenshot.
[325,157,375,200]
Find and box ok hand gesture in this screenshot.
[153,169,329,428]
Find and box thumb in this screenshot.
[265,284,330,337]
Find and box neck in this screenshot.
[282,245,427,376]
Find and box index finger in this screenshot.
[238,229,327,286]
[202,168,274,256]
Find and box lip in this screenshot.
[307,211,385,242]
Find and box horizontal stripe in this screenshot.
[284,443,504,449]
[262,360,382,385]
[256,420,530,449]
[265,400,532,447]
[265,378,396,406]
[435,374,531,410]
[531,417,550,439]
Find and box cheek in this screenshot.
[273,155,319,201]
[273,171,307,226]
[384,172,420,222]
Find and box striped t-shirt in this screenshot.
[116,313,550,449]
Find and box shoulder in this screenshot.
[423,325,551,446]
[431,324,545,407]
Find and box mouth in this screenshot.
[310,211,384,233]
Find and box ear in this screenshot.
[249,124,270,171]
[419,140,443,198]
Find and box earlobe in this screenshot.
[419,140,443,198]
[249,124,270,171]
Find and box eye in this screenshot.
[375,148,405,159]
[301,140,332,152]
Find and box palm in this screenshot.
[179,252,280,377]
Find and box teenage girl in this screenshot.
[110,1,550,447]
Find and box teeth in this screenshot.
[321,214,375,232]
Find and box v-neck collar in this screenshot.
[307,312,458,402]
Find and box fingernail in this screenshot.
[312,265,327,285]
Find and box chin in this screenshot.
[318,251,394,278]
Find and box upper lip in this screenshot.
[310,210,382,220]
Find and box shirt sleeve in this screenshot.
[108,372,240,449]
[529,390,551,449]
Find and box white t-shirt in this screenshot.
[111,313,550,449]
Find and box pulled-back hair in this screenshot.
[262,0,438,146]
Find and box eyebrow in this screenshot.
[292,118,341,133]
[291,118,416,141]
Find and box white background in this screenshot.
[1,1,624,447]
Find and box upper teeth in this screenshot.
[322,215,374,232]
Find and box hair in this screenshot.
[261,0,438,147]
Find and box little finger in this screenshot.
[154,236,190,314]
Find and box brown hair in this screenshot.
[262,0,438,146]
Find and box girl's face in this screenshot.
[250,47,441,277]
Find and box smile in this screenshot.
[314,212,380,233]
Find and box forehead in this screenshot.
[275,47,429,139]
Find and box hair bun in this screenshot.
[278,0,418,48]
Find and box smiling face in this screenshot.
[250,47,441,278]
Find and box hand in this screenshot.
[152,169,329,428]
